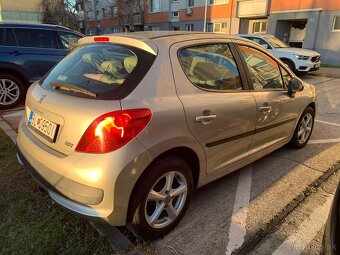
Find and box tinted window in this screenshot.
[239,45,284,90]
[13,28,59,49]
[58,31,82,50]
[41,43,156,100]
[0,28,3,45]
[5,28,18,46]
[178,44,242,91]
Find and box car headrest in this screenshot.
[123,55,138,73]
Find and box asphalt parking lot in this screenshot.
[1,71,340,255]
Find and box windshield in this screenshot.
[41,43,156,100]
[264,36,290,48]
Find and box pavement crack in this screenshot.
[231,160,340,255]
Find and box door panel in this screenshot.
[237,44,303,154]
[171,40,257,174]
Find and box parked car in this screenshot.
[0,22,83,110]
[324,181,340,255]
[236,34,321,75]
[16,32,317,240]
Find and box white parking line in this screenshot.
[316,119,340,127]
[272,195,333,255]
[309,138,340,144]
[0,118,17,143]
[3,110,24,118]
[226,165,252,255]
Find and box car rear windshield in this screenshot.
[41,43,156,100]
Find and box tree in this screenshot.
[106,0,144,32]
[41,0,78,30]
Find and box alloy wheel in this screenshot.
[0,79,20,106]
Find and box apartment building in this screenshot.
[0,0,42,23]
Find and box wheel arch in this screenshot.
[0,63,29,88]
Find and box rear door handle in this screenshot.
[195,114,217,124]
[259,106,272,112]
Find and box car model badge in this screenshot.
[38,94,46,103]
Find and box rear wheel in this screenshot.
[0,74,25,110]
[128,156,193,240]
[290,106,315,149]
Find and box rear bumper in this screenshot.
[17,146,107,223]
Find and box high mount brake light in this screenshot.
[75,109,152,153]
[94,37,110,42]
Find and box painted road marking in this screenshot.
[3,110,24,118]
[272,195,333,255]
[316,119,340,127]
[0,118,17,143]
[226,165,253,255]
[309,138,340,144]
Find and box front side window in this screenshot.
[178,44,242,91]
[41,44,156,100]
[58,32,82,50]
[263,36,289,48]
[333,16,340,31]
[239,45,284,90]
[13,28,59,49]
[247,37,271,49]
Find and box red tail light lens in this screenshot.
[75,109,152,153]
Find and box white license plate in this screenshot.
[28,111,58,142]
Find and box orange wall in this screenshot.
[180,3,233,21]
[145,12,169,24]
[271,0,340,12]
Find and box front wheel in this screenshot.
[290,106,315,149]
[128,156,193,240]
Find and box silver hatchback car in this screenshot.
[17,32,317,240]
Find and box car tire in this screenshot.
[128,156,194,240]
[0,74,25,110]
[282,59,296,73]
[289,106,315,149]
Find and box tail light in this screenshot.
[76,109,152,153]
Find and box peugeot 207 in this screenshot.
[16,32,317,240]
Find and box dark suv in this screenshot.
[0,22,83,110]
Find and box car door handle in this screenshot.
[195,114,217,123]
[259,106,272,112]
[9,51,21,56]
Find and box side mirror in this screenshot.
[261,44,269,49]
[288,77,304,98]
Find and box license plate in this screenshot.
[28,111,59,142]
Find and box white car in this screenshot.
[237,34,321,75]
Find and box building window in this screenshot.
[188,0,194,6]
[206,23,227,32]
[333,16,340,31]
[210,0,228,4]
[111,6,118,17]
[150,26,161,31]
[173,0,179,2]
[172,11,179,17]
[150,0,161,12]
[102,8,106,18]
[112,28,118,33]
[252,21,267,33]
[185,24,194,31]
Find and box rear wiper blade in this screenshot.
[51,82,97,98]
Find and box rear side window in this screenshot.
[41,43,156,100]
[12,28,59,49]
[58,31,82,50]
[178,44,242,91]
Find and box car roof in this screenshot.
[79,31,246,55]
[0,22,82,33]
[236,34,275,38]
